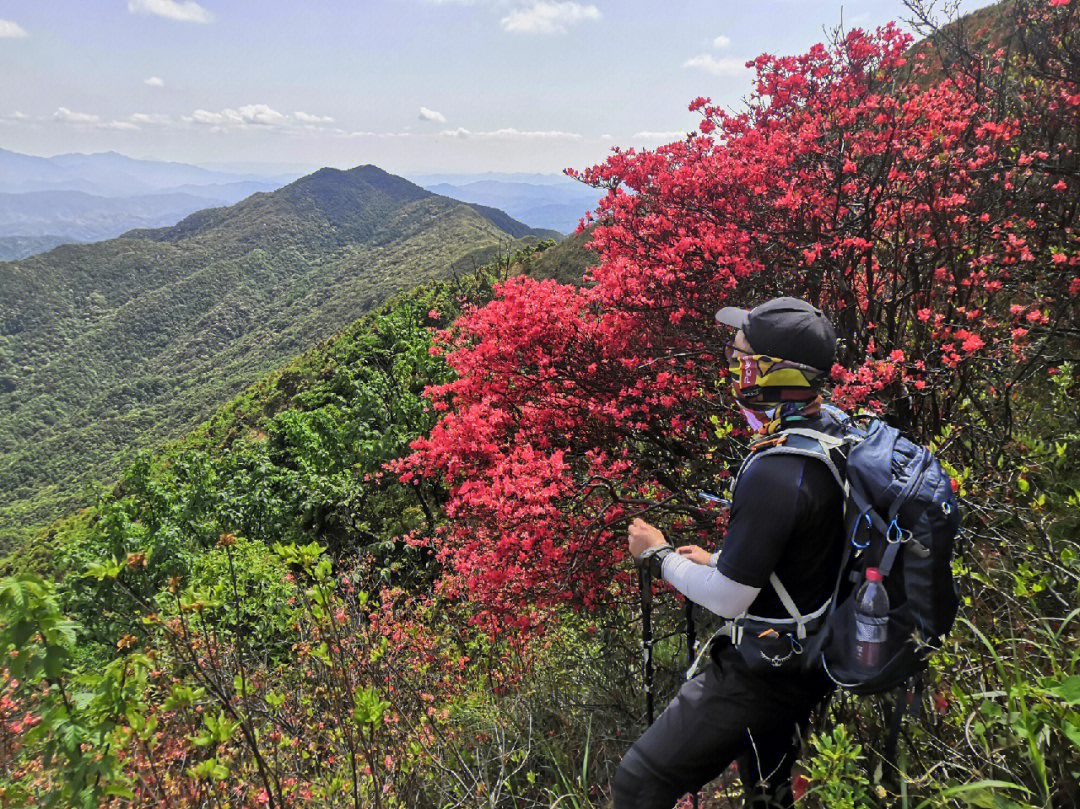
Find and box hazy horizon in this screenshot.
[1,0,998,175]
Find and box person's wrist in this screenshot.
[638,544,674,577]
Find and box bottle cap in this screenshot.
[865,567,883,582]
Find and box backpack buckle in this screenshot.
[750,433,789,453]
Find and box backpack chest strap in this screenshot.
[734,573,833,640]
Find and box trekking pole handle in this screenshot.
[637,560,653,605]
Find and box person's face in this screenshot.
[730,329,773,430]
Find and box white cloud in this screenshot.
[633,130,687,140]
[713,34,730,49]
[239,105,287,125]
[440,126,581,139]
[186,103,288,129]
[128,0,214,23]
[130,112,172,125]
[501,2,600,34]
[0,19,28,38]
[488,127,581,139]
[683,53,748,77]
[181,105,344,132]
[54,107,100,124]
[54,107,140,131]
[419,106,447,123]
[144,76,165,87]
[295,110,334,123]
[189,109,224,125]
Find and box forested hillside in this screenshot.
[0,165,555,553]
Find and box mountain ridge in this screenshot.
[0,163,555,551]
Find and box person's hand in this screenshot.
[677,545,713,565]
[628,517,668,561]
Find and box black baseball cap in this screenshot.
[715,296,837,371]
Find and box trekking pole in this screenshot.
[637,563,655,726]
[686,601,699,809]
[685,600,696,667]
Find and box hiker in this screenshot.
[617,296,846,809]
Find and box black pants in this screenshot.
[612,641,831,809]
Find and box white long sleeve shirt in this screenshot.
[660,551,761,619]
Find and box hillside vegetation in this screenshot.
[0,165,555,553]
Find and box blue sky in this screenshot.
[0,0,996,174]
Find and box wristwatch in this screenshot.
[638,544,675,578]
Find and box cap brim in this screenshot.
[714,307,749,330]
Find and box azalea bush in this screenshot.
[400,2,1079,618]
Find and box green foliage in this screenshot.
[189,709,241,748]
[183,535,297,654]
[0,572,151,808]
[526,226,598,285]
[8,267,513,659]
[805,725,873,809]
[353,686,390,728]
[0,574,78,682]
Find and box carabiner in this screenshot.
[852,511,872,550]
[886,517,911,544]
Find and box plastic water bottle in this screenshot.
[854,567,889,670]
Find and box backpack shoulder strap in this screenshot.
[735,430,847,493]
[730,412,858,637]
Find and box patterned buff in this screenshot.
[728,353,825,435]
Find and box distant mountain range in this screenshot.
[0,188,272,261]
[0,149,296,260]
[0,164,557,551]
[0,148,296,196]
[408,171,579,187]
[418,177,603,234]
